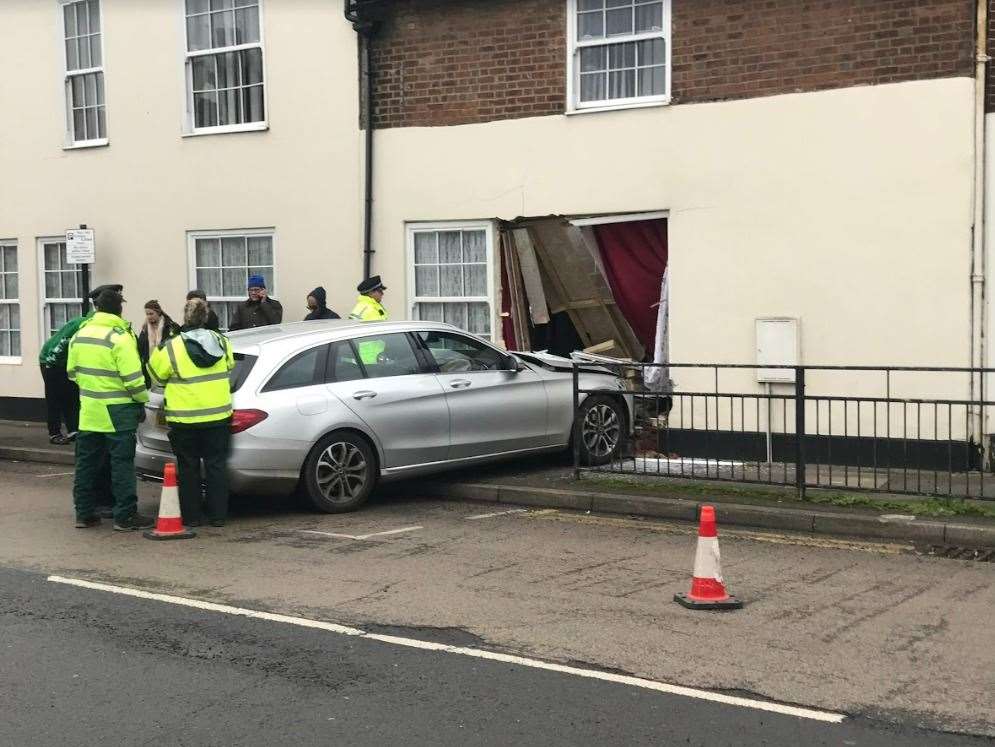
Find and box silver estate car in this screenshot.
[136,320,631,512]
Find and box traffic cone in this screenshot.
[674,505,742,610]
[144,463,196,540]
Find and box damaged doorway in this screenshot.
[499,212,669,373]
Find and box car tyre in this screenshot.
[576,394,626,466]
[303,431,377,513]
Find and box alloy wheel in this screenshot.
[315,441,368,503]
[582,404,620,458]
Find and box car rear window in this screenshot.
[230,353,257,392]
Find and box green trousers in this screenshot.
[74,431,138,522]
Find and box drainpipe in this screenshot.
[345,0,378,280]
[971,0,989,459]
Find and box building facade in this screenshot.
[1,0,992,428]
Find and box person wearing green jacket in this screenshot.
[39,308,94,445]
[66,285,153,531]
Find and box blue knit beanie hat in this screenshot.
[247,274,266,289]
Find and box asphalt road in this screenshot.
[1,459,994,741]
[2,567,987,747]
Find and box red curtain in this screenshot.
[592,219,668,356]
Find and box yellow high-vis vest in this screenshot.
[348,294,388,322]
[148,330,235,426]
[348,294,388,364]
[66,312,149,433]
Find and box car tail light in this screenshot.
[231,408,268,434]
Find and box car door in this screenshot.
[414,330,548,459]
[324,333,451,469]
[253,343,337,471]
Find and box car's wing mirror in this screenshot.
[504,354,524,372]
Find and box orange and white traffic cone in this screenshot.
[144,462,196,540]
[674,505,742,610]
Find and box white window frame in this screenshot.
[181,0,269,136]
[186,227,277,331]
[406,221,497,341]
[0,240,21,364]
[59,0,108,149]
[37,237,85,344]
[566,0,671,114]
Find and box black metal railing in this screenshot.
[572,362,995,501]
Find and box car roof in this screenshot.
[227,319,466,354]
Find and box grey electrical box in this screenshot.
[755,318,800,383]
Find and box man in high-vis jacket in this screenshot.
[348,275,388,322]
[148,298,235,527]
[349,275,388,365]
[66,285,154,531]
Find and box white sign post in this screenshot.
[66,229,95,265]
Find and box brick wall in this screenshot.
[369,0,976,129]
[369,0,566,128]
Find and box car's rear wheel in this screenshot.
[577,394,626,466]
[303,431,376,513]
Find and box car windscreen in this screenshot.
[230,353,258,392]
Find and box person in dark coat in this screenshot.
[304,286,340,321]
[137,300,180,387]
[187,289,220,332]
[227,274,283,331]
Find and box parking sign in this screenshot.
[66,229,95,264]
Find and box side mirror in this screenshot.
[503,354,522,372]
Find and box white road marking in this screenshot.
[38,471,74,478]
[300,526,423,541]
[48,574,844,724]
[464,509,528,521]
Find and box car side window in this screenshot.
[262,345,324,392]
[351,333,422,379]
[325,341,366,383]
[416,331,506,373]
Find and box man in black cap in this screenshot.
[348,275,388,323]
[66,284,154,531]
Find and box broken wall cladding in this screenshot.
[368,0,977,129]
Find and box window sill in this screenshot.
[566,98,671,116]
[0,356,23,365]
[63,139,109,151]
[183,122,269,138]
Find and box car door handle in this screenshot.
[449,379,472,389]
[352,390,377,400]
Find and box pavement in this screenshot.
[1,458,993,741]
[2,566,987,747]
[3,418,995,548]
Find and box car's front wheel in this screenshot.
[577,394,626,466]
[303,431,377,513]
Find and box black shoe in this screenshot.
[184,519,204,528]
[75,516,101,529]
[65,431,78,443]
[113,513,155,531]
[50,434,67,445]
[209,519,226,528]
[96,506,114,519]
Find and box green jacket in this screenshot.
[39,311,95,369]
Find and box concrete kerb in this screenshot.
[2,442,993,548]
[422,482,995,548]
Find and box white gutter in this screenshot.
[971,0,989,454]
